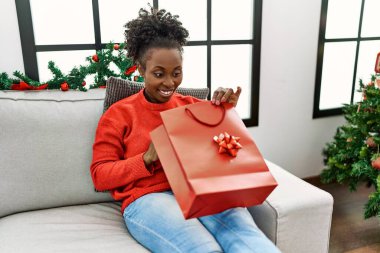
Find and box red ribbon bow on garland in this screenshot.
[125,65,137,76]
[213,132,242,157]
[11,81,48,91]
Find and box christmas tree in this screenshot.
[321,55,380,219]
[0,42,143,91]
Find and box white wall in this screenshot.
[250,0,345,178]
[0,0,346,178]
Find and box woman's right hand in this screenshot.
[143,142,159,166]
[211,86,242,107]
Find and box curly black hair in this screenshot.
[124,6,189,67]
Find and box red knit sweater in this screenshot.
[90,89,202,214]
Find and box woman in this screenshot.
[90,6,281,253]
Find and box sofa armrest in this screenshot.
[248,160,333,253]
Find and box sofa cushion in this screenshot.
[0,203,149,253]
[0,89,113,218]
[103,76,209,112]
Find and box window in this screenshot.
[15,0,262,126]
[314,0,380,118]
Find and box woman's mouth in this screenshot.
[158,89,174,97]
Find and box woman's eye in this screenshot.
[154,73,163,78]
[173,72,182,77]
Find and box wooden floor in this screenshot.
[310,181,380,253]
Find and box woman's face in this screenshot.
[139,48,183,103]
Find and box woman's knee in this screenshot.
[124,216,222,253]
[123,192,223,253]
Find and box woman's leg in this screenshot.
[123,191,222,253]
[199,207,281,253]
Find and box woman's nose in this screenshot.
[163,76,175,86]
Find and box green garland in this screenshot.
[0,42,143,91]
[321,74,380,219]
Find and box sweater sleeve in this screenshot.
[90,119,152,191]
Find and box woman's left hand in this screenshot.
[211,86,242,107]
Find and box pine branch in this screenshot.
[48,61,64,79]
[0,72,13,89]
[364,191,380,219]
[13,71,41,86]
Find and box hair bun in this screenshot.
[124,7,189,65]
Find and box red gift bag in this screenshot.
[150,101,278,219]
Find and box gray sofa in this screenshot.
[0,88,333,253]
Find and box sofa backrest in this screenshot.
[0,89,113,218]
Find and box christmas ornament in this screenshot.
[376,75,380,88]
[375,52,380,73]
[113,44,120,50]
[366,137,376,148]
[213,132,242,157]
[92,54,99,62]
[82,81,86,86]
[60,82,69,91]
[372,157,380,170]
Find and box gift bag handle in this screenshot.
[185,105,225,127]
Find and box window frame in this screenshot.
[313,0,380,118]
[15,0,262,127]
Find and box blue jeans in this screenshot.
[123,191,281,253]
